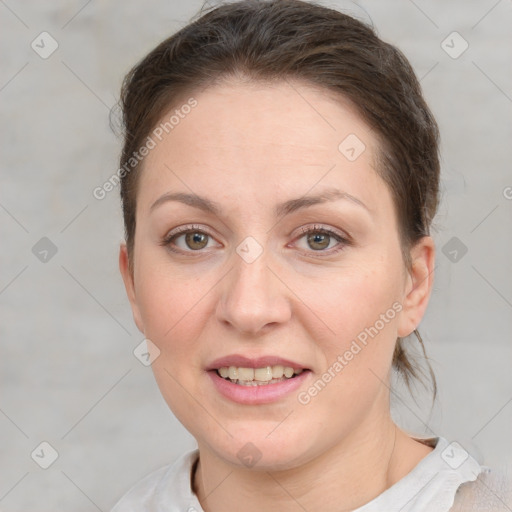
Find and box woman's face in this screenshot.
[120,80,433,470]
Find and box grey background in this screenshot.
[1,0,511,510]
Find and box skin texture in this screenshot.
[119,79,436,512]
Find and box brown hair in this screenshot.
[117,0,439,399]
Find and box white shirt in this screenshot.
[111,436,486,512]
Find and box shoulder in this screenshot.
[450,465,512,511]
[110,450,199,512]
[110,464,173,512]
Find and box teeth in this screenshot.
[237,367,254,380]
[236,378,286,386]
[254,367,273,381]
[284,367,294,378]
[272,365,284,378]
[217,365,304,384]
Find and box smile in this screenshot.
[217,365,304,386]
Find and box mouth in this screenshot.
[207,363,311,405]
[206,355,311,403]
[214,365,308,386]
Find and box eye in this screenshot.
[160,223,350,256]
[294,225,350,255]
[160,224,220,253]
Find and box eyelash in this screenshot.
[295,225,350,256]
[160,223,351,257]
[160,224,352,258]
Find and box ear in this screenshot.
[119,242,145,334]
[397,236,435,338]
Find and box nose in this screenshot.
[216,248,292,335]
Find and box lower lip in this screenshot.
[208,370,311,405]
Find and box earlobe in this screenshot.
[397,237,435,338]
[118,242,145,334]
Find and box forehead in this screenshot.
[137,79,386,215]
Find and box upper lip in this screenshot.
[206,354,309,371]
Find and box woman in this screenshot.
[114,0,509,510]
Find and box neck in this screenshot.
[193,418,432,512]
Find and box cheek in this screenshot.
[134,261,215,429]
[134,255,213,357]
[292,267,401,434]
[300,262,402,382]
[304,261,402,336]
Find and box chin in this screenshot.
[197,424,318,472]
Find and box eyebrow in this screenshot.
[149,188,370,217]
